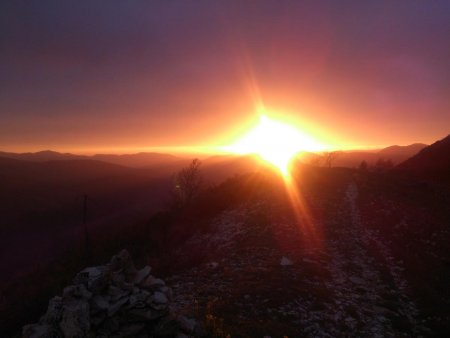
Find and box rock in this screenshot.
[89,276,108,294]
[22,324,54,338]
[101,316,120,333]
[134,266,152,285]
[74,266,103,284]
[111,271,127,287]
[152,315,180,336]
[128,308,164,321]
[141,276,165,289]
[74,266,108,293]
[112,323,146,338]
[159,286,174,300]
[107,296,129,317]
[42,296,63,323]
[152,291,168,304]
[90,311,106,327]
[135,289,151,303]
[63,284,92,301]
[59,300,90,338]
[22,250,199,338]
[280,256,293,266]
[108,285,130,301]
[207,261,219,269]
[108,250,136,276]
[177,315,197,333]
[91,295,109,312]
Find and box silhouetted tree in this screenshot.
[359,160,368,172]
[323,151,340,168]
[172,158,203,208]
[375,158,394,172]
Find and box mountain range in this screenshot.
[0,142,428,170]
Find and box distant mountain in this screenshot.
[0,150,184,168]
[0,142,428,171]
[397,135,450,181]
[378,143,427,158]
[92,152,181,168]
[0,150,86,162]
[300,143,427,168]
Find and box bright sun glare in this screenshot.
[226,116,324,175]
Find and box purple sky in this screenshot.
[1,1,449,152]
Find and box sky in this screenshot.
[1,0,449,153]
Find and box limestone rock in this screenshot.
[22,324,55,338]
[133,266,152,285]
[59,300,90,338]
[107,296,128,317]
[22,249,203,338]
[152,291,168,304]
[280,256,293,266]
[42,296,63,323]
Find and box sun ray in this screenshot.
[225,115,324,175]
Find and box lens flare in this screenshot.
[225,115,323,175]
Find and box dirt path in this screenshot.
[320,182,423,337]
[164,182,428,337]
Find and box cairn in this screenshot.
[23,250,200,338]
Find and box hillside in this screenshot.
[397,135,450,182]
[1,144,449,336]
[0,158,173,288]
[378,143,427,158]
[5,165,449,337]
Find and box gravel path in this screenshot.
[164,183,427,337]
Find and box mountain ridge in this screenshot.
[0,142,429,169]
[396,134,450,182]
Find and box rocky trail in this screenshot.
[21,180,433,337]
[165,182,428,337]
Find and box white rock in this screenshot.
[153,291,168,304]
[134,266,152,284]
[92,295,109,311]
[280,256,293,266]
[43,296,62,323]
[208,261,219,269]
[59,301,90,338]
[107,296,129,317]
[142,276,165,289]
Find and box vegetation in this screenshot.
[172,158,203,209]
[322,151,340,168]
[1,144,450,336]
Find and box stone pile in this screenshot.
[23,250,201,338]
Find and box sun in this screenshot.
[225,115,324,175]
